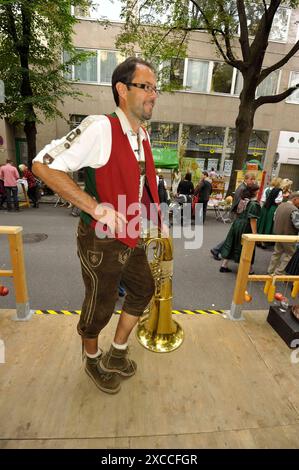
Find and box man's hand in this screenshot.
[94,204,127,236]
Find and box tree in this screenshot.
[117,0,299,194]
[0,0,92,167]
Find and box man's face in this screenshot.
[125,65,157,121]
[292,197,299,208]
[246,176,256,187]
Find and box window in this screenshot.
[63,51,73,80]
[286,72,299,104]
[63,50,97,83]
[186,60,238,95]
[232,69,279,98]
[243,5,290,43]
[228,128,268,159]
[233,70,243,96]
[63,49,125,84]
[74,51,97,83]
[148,122,179,148]
[159,58,184,89]
[186,59,209,92]
[269,8,290,42]
[211,62,233,94]
[100,51,124,84]
[256,70,279,97]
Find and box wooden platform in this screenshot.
[0,309,299,449]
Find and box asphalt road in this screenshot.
[0,203,282,311]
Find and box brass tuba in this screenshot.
[136,235,184,352]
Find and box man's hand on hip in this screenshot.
[94,204,127,235]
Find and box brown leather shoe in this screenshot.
[85,356,121,394]
[100,345,137,377]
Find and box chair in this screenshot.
[213,202,232,224]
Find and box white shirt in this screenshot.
[261,186,283,205]
[33,107,148,172]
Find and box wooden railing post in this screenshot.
[229,238,255,320]
[0,226,32,320]
[228,234,299,321]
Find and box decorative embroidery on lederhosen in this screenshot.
[87,250,104,268]
[118,247,132,265]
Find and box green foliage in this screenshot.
[0,0,93,125]
[117,0,188,90]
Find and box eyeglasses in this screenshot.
[125,82,159,95]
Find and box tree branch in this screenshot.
[191,0,239,67]
[259,40,299,84]
[254,85,299,108]
[4,5,18,48]
[217,1,236,63]
[249,0,280,64]
[237,0,250,61]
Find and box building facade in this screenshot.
[1,2,299,188]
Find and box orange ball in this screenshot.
[244,290,252,302]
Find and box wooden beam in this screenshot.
[242,234,299,243]
[8,232,28,304]
[248,275,299,282]
[0,270,14,277]
[0,226,23,235]
[232,238,255,305]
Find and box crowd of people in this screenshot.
[0,159,40,211]
[209,172,299,277]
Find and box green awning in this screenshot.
[152,148,179,169]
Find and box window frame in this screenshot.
[286,71,299,104]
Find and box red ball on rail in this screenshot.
[0,286,9,296]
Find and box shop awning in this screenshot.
[152,148,179,169]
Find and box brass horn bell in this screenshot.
[136,236,184,352]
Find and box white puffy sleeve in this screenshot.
[33,115,111,172]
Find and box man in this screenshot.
[267,192,299,276]
[210,172,256,260]
[33,57,161,394]
[194,171,212,223]
[0,159,20,211]
[18,164,39,208]
[0,164,6,209]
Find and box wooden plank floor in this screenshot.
[0,308,299,449]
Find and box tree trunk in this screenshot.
[226,97,255,196]
[24,117,37,169]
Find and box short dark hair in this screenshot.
[203,171,209,177]
[185,172,192,181]
[112,57,156,106]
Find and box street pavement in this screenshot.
[0,203,283,312]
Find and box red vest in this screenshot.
[88,115,160,247]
